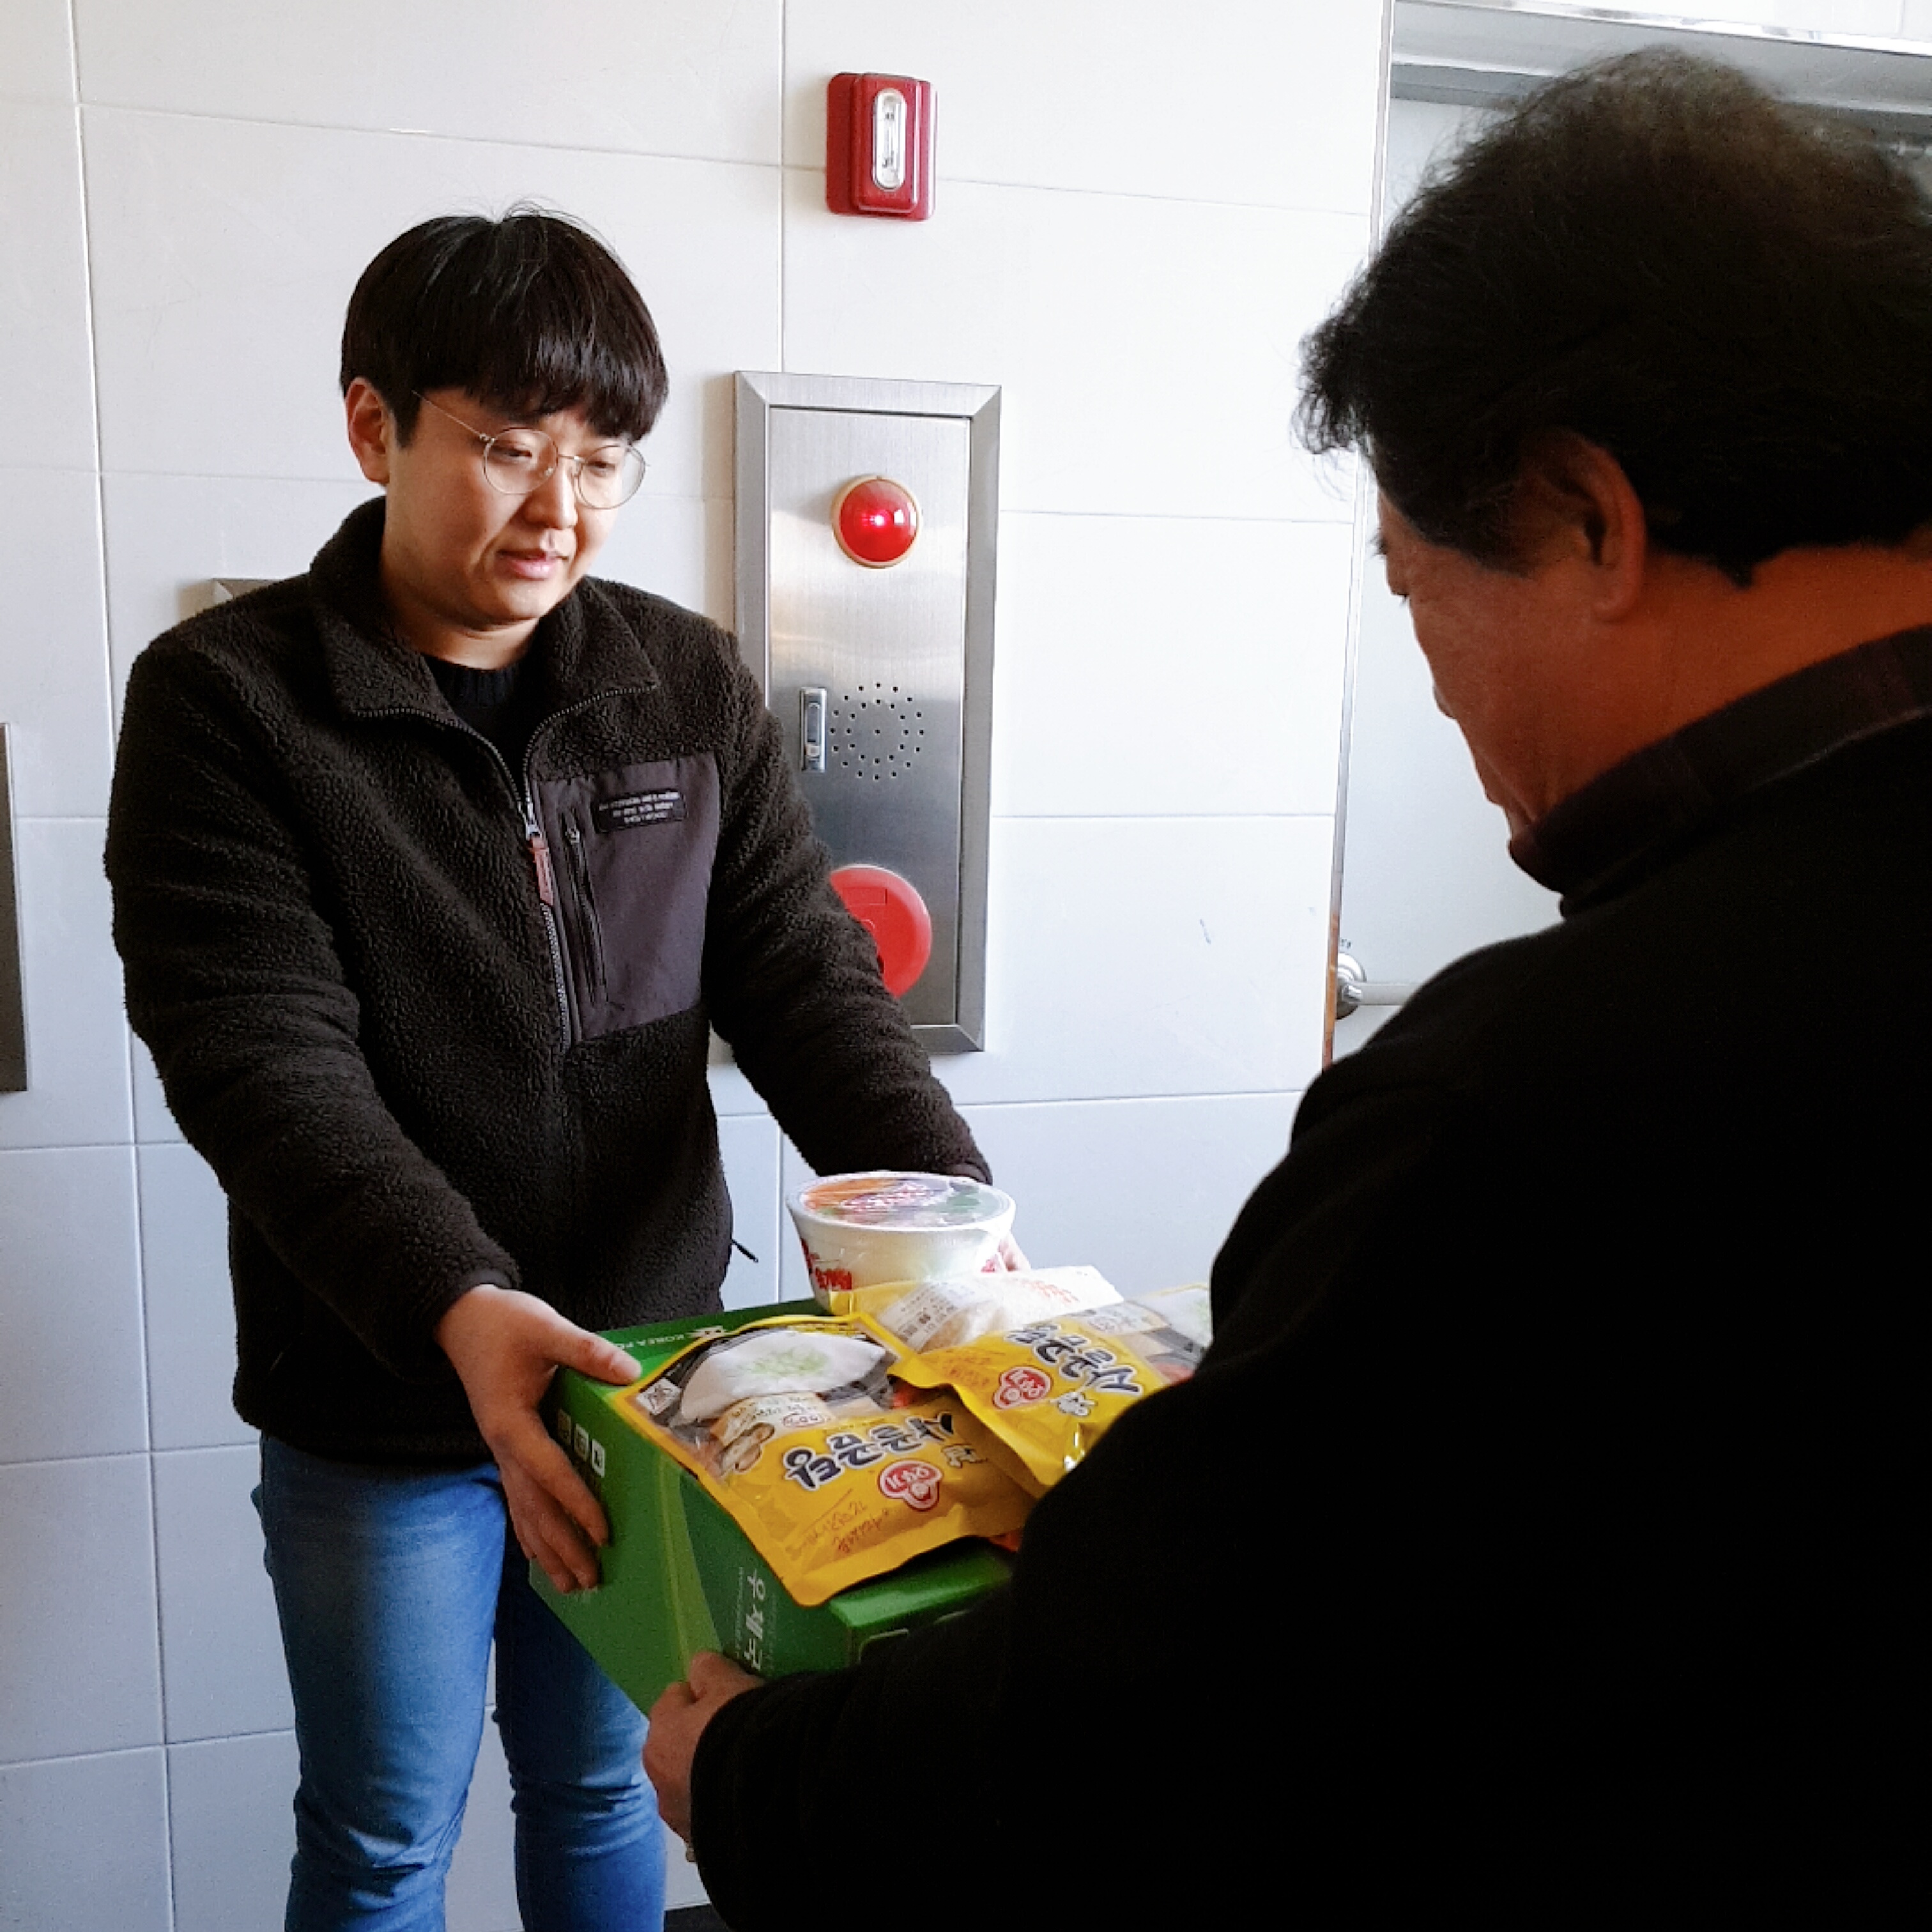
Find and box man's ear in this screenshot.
[344,378,395,487]
[1517,431,1649,620]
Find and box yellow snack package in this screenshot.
[880,1284,1213,1496]
[610,1314,1034,1607]
[824,1265,1121,1349]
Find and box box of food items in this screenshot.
[532,1174,1210,1712]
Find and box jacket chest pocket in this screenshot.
[535,755,721,1040]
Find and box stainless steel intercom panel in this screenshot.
[736,372,999,1053]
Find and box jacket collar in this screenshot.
[307,496,659,722]
[1511,624,1932,911]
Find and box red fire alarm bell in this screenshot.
[830,864,934,996]
[827,73,935,220]
[832,475,921,567]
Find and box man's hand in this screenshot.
[434,1284,641,1594]
[645,1652,762,1842]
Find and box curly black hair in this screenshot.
[1300,51,1932,583]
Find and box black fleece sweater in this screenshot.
[690,636,1932,1927]
[106,500,986,1464]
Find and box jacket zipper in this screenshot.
[562,816,608,1000]
[362,684,647,1052]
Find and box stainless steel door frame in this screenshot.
[735,371,1000,1054]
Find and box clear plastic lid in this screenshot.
[793,1170,1011,1230]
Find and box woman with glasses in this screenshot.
[106,208,991,1932]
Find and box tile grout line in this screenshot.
[70,105,1372,223]
[779,0,790,376]
[68,22,176,1921]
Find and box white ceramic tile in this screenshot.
[75,0,783,165]
[589,494,733,634]
[958,1091,1298,1298]
[0,817,135,1151]
[447,1713,518,1932]
[153,1444,289,1742]
[0,1454,162,1761]
[990,512,1351,819]
[102,471,378,712]
[130,1030,181,1143]
[932,813,1333,1109]
[1,101,99,469]
[784,0,1384,213]
[1903,0,1932,42]
[0,0,75,105]
[165,1729,298,1932]
[0,1146,145,1462]
[0,468,112,818]
[1337,519,1558,995]
[777,1133,816,1303]
[783,171,1368,523]
[139,1140,249,1451]
[706,1046,767,1117]
[0,1747,171,1932]
[717,1110,781,1309]
[85,109,781,501]
[665,1834,711,1910]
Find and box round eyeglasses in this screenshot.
[413,392,647,509]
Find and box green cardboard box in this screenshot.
[533,1301,1013,1713]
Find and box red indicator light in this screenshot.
[829,864,933,997]
[832,475,920,568]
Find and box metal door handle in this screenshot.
[801,687,827,772]
[1334,948,1418,1019]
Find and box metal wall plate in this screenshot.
[735,372,1000,1053]
[1,724,26,1091]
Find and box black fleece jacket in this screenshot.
[689,638,1932,1927]
[106,500,986,1464]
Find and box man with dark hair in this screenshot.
[645,54,1924,1923]
[106,208,990,1930]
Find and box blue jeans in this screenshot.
[257,1437,664,1932]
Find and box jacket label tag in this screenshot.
[592,789,686,832]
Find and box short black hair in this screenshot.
[340,206,667,444]
[1299,52,1932,582]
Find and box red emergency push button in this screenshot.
[832,475,920,568]
[830,864,933,997]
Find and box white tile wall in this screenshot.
[0,818,134,1150]
[0,1747,171,1932]
[1,4,1383,1924]
[102,472,379,708]
[588,493,735,635]
[138,1139,249,1450]
[717,1109,783,1309]
[782,168,1370,523]
[130,1032,181,1145]
[0,1146,145,1463]
[1,102,98,471]
[165,1729,299,1932]
[990,512,1352,819]
[83,108,781,496]
[153,1443,291,1741]
[0,1454,162,1761]
[933,814,1333,1108]
[958,1091,1299,1296]
[0,468,113,820]
[0,0,77,107]
[783,0,1386,213]
[75,0,785,164]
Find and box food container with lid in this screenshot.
[786,1170,1015,1306]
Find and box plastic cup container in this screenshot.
[786,1171,1016,1307]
